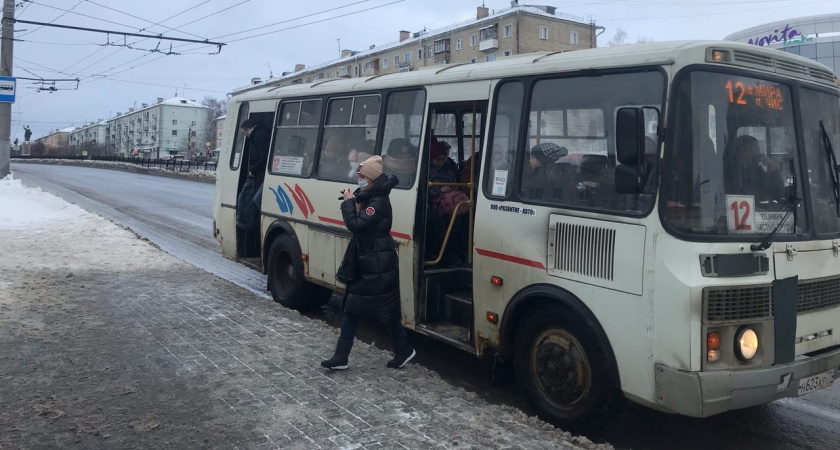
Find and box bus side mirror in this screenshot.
[616,107,643,166]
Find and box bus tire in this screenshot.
[267,234,329,311]
[513,305,610,430]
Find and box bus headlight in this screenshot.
[735,327,759,360]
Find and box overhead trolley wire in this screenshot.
[17,0,84,38]
[81,0,209,39]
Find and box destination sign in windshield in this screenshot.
[725,80,784,111]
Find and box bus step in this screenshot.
[443,292,473,327]
[423,266,472,276]
[418,322,473,351]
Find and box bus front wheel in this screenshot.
[267,234,330,311]
[513,306,610,430]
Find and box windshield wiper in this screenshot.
[819,121,840,217]
[752,159,800,251]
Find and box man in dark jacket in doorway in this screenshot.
[236,118,271,231]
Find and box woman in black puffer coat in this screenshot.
[321,155,416,370]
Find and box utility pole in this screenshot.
[0,0,14,178]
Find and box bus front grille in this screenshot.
[704,276,840,323]
[704,285,773,323]
[798,276,840,313]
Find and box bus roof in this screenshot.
[233,40,837,102]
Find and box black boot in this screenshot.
[321,338,353,370]
[387,339,416,369]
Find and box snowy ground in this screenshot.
[0,173,607,449]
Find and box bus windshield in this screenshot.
[663,70,808,238]
[800,88,840,236]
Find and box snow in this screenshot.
[0,175,95,230]
[0,173,181,281]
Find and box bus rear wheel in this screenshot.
[513,306,610,430]
[267,234,331,311]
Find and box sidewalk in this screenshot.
[0,175,609,450]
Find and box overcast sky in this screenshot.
[8,0,839,142]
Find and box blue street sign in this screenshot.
[0,76,16,103]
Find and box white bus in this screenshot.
[213,41,840,427]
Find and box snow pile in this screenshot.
[0,175,96,231]
[0,174,179,273]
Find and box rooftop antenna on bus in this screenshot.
[266,61,273,79]
[337,39,341,58]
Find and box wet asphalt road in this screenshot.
[11,162,840,449]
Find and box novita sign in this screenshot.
[747,24,814,47]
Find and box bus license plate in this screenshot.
[797,369,835,396]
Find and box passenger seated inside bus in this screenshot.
[318,134,353,180]
[382,138,419,186]
[723,135,784,202]
[520,142,568,201]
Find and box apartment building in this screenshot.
[33,127,73,150]
[106,97,210,159]
[234,3,601,93]
[67,121,108,151]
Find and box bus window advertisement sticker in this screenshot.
[726,195,756,234]
[492,170,508,196]
[233,153,241,167]
[489,203,536,216]
[276,156,304,175]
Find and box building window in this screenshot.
[470,58,478,64]
[428,45,434,56]
[470,34,478,47]
[191,131,196,137]
[394,55,399,65]
[382,58,389,69]
[570,31,578,44]
[456,39,462,50]
[434,59,448,66]
[539,26,548,40]
[172,130,177,136]
[418,48,424,60]
[191,121,196,126]
[433,39,450,54]
[504,24,512,38]
[486,53,497,62]
[504,50,512,56]
[404,51,412,63]
[172,120,177,125]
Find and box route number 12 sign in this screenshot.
[726,195,756,234]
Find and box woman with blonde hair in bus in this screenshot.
[321,155,416,370]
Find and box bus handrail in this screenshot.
[424,101,479,266]
[424,199,473,266]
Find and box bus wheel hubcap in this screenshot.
[531,329,591,409]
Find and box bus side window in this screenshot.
[516,72,662,214]
[485,81,524,198]
[381,89,426,188]
[271,99,321,177]
[229,102,250,170]
[318,95,380,181]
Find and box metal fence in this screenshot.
[12,155,218,172]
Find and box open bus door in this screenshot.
[415,101,486,352]
[215,100,276,268]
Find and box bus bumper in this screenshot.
[654,346,840,417]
